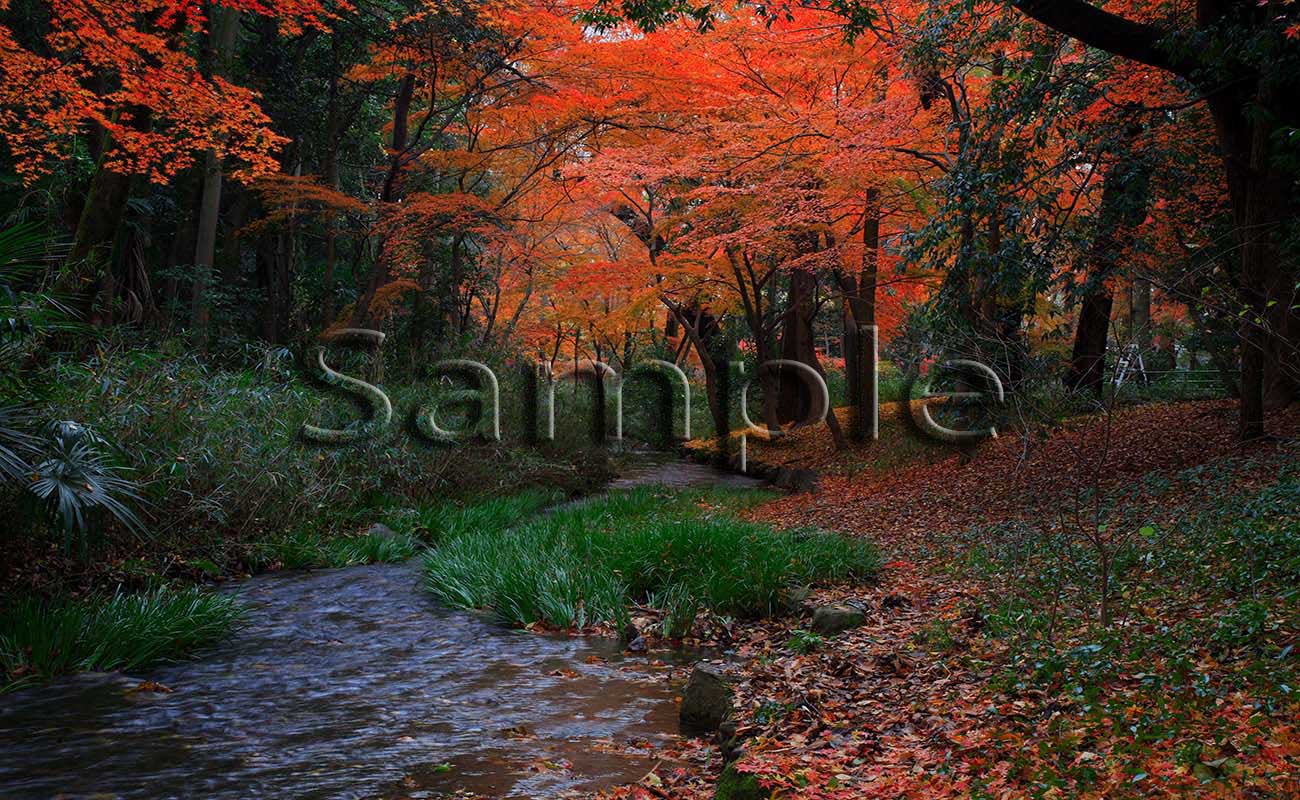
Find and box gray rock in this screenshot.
[366,523,397,539]
[679,666,732,733]
[810,603,866,636]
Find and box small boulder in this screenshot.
[366,522,397,539]
[810,604,866,636]
[714,763,770,800]
[679,666,733,733]
[782,583,814,613]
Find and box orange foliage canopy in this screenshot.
[454,0,946,359]
[0,0,337,183]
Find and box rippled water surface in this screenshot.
[1,562,688,799]
[0,458,757,800]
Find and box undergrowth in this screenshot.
[246,489,562,570]
[936,459,1300,795]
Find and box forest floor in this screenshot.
[608,400,1300,799]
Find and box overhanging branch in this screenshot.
[1011,0,1194,78]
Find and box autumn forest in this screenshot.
[2,1,1299,798]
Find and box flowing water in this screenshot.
[0,457,762,800]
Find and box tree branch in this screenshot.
[1010,0,1193,78]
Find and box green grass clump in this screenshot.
[0,587,242,690]
[416,488,563,543]
[249,489,561,571]
[423,487,879,630]
[251,528,422,570]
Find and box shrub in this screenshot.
[28,421,145,553]
[4,345,609,591]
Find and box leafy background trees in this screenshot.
[1,0,1297,561]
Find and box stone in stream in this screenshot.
[679,665,733,733]
[810,603,866,636]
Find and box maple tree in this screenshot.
[0,0,341,325]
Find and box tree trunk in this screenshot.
[1068,290,1114,397]
[190,148,223,347]
[778,268,817,423]
[189,6,240,349]
[841,193,880,442]
[1207,86,1293,439]
[162,168,202,320]
[320,38,346,327]
[352,73,417,327]
[778,266,845,449]
[1129,276,1152,382]
[321,132,341,327]
[1066,133,1152,396]
[666,300,731,457]
[64,163,134,327]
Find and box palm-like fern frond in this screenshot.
[0,221,79,367]
[29,422,145,549]
[0,405,39,483]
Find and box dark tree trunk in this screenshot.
[162,168,203,319]
[1066,131,1152,395]
[1129,276,1152,382]
[778,265,845,449]
[321,62,344,326]
[840,192,880,442]
[64,163,134,326]
[1068,291,1115,397]
[189,148,223,347]
[352,73,417,327]
[1207,86,1294,439]
[189,5,240,349]
[667,301,731,457]
[778,268,818,423]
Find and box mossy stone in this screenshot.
[714,764,770,800]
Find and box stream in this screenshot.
[0,457,763,800]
